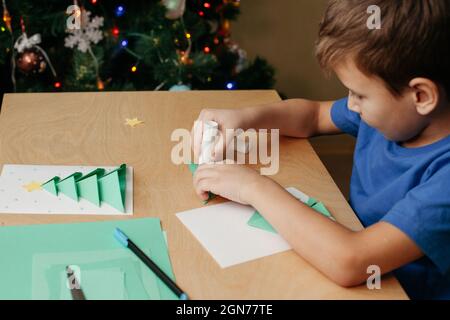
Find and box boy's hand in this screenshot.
[191,108,253,163]
[193,162,266,205]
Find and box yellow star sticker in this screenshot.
[23,181,42,192]
[125,118,144,128]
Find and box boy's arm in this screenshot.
[242,99,341,137]
[246,177,423,287]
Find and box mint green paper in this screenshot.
[41,177,60,196]
[77,174,101,206]
[57,172,82,201]
[247,211,277,234]
[98,164,126,212]
[0,218,178,300]
[248,200,334,234]
[311,202,333,219]
[41,165,127,213]
[75,168,105,207]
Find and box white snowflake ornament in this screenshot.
[65,10,104,53]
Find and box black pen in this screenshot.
[114,228,188,300]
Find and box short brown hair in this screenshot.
[316,0,450,96]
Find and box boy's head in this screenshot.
[316,0,450,143]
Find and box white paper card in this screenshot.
[176,187,312,268]
[0,164,133,215]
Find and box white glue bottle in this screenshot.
[199,120,219,164]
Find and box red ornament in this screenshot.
[16,48,47,74]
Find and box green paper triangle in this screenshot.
[76,175,100,206]
[76,168,106,182]
[311,202,333,219]
[41,177,60,196]
[98,164,126,212]
[188,163,198,174]
[57,172,82,201]
[306,197,318,207]
[248,211,277,233]
[75,169,105,207]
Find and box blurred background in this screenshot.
[0,0,354,197]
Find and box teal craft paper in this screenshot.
[311,202,333,219]
[188,162,216,204]
[248,200,334,234]
[40,165,127,213]
[41,177,60,196]
[98,164,127,212]
[0,218,178,300]
[76,168,105,206]
[247,211,277,234]
[57,172,82,201]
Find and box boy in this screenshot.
[191,0,450,299]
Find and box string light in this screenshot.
[115,5,125,17]
[226,81,236,90]
[185,33,191,39]
[91,0,98,4]
[54,82,61,88]
[120,39,128,47]
[204,2,211,8]
[131,65,137,72]
[203,46,210,53]
[198,11,204,17]
[1,26,5,32]
[97,78,104,90]
[112,27,120,36]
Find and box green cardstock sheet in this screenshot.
[0,218,178,300]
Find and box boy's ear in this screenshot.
[408,78,439,116]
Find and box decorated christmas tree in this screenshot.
[0,0,275,95]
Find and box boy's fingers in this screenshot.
[194,178,212,200]
[193,167,218,187]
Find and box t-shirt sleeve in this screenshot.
[381,165,450,276]
[330,97,361,137]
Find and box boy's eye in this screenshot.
[349,90,363,100]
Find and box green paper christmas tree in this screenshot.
[41,164,127,213]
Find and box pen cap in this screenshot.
[114,228,129,247]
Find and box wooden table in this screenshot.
[0,90,407,299]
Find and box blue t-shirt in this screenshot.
[331,97,450,300]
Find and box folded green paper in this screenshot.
[248,197,334,234]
